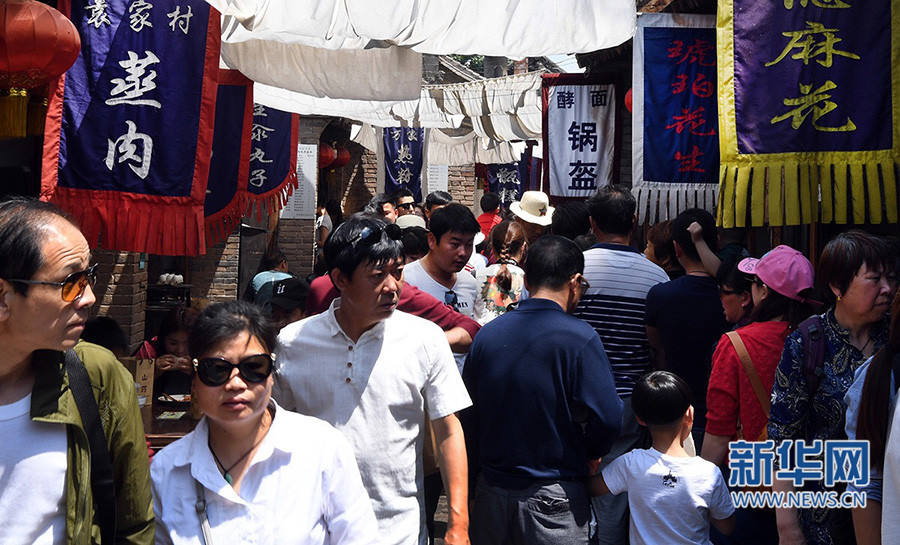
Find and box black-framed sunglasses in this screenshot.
[7,263,99,302]
[444,290,459,307]
[192,353,275,387]
[349,223,403,248]
[395,202,415,210]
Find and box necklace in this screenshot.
[858,334,873,355]
[209,434,267,485]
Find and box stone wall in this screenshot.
[91,250,147,353]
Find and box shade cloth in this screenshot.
[206,0,636,57]
[632,13,719,224]
[717,0,899,226]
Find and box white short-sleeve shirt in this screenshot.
[602,448,734,545]
[274,302,472,545]
[151,402,378,545]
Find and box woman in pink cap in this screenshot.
[702,245,818,544]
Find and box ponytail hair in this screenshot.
[489,221,527,293]
[857,291,900,470]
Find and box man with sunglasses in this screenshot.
[274,214,472,545]
[460,236,622,545]
[392,188,417,217]
[0,198,154,543]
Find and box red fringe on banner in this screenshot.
[247,113,299,222]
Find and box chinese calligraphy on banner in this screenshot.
[487,163,522,207]
[384,127,424,201]
[42,0,220,256]
[542,74,619,198]
[246,104,299,218]
[632,14,719,224]
[718,0,899,226]
[204,70,252,245]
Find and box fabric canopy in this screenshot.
[207,0,636,57]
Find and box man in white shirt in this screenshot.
[274,213,472,545]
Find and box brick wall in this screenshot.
[189,231,240,306]
[449,164,476,209]
[330,143,377,216]
[91,250,147,353]
[278,218,315,279]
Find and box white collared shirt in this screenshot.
[274,302,472,545]
[150,401,378,545]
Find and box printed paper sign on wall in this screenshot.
[42,0,220,256]
[542,74,618,198]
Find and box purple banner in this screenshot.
[487,163,522,207]
[384,127,424,201]
[733,0,892,153]
[247,104,297,203]
[643,26,718,183]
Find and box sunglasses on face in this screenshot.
[192,353,275,387]
[7,263,99,302]
[349,223,403,248]
[396,202,415,210]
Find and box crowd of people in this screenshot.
[0,186,898,545]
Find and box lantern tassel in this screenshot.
[27,96,48,137]
[0,88,28,140]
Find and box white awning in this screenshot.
[208,0,636,57]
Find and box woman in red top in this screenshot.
[702,245,818,545]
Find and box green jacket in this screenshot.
[30,341,155,544]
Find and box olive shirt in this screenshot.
[30,341,155,544]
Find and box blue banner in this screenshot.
[44,0,219,255]
[643,26,719,184]
[383,127,424,201]
[247,104,297,212]
[487,163,522,207]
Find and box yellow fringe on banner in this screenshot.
[784,163,800,225]
[820,165,834,223]
[885,164,898,223]
[0,88,28,141]
[734,167,751,227]
[866,163,882,224]
[833,164,849,224]
[850,163,865,223]
[768,166,785,227]
[750,164,766,226]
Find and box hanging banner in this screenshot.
[246,103,299,218]
[384,127,424,201]
[718,0,899,226]
[542,74,619,198]
[42,0,220,256]
[632,14,719,224]
[487,163,522,207]
[205,70,252,245]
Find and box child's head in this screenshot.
[632,371,693,433]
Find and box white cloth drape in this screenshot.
[208,0,636,57]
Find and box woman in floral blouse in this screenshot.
[768,230,897,545]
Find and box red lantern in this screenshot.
[318,144,337,168]
[0,0,81,140]
[330,147,351,169]
[624,88,633,113]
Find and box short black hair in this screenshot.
[586,186,635,236]
[632,371,692,428]
[81,316,129,355]
[366,193,394,215]
[717,255,752,295]
[524,235,584,290]
[189,301,278,360]
[391,188,415,206]
[480,192,501,213]
[818,230,898,303]
[551,200,591,240]
[401,226,430,258]
[261,250,286,271]
[0,197,76,296]
[672,208,717,263]
[324,213,404,279]
[425,191,453,210]
[429,203,480,243]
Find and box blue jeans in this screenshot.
[470,475,593,545]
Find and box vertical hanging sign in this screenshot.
[384,127,424,201]
[246,103,299,217]
[542,74,619,198]
[42,0,220,256]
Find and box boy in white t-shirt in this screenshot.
[590,371,735,545]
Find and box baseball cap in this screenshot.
[738,245,814,302]
[269,277,310,311]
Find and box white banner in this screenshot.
[546,84,616,197]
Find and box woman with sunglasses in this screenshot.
[151,301,378,544]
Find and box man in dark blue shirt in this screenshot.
[461,236,623,545]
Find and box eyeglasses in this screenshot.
[444,290,459,307]
[396,202,415,210]
[349,223,403,248]
[7,263,99,302]
[192,353,275,387]
[577,275,590,292]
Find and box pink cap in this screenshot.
[738,245,814,302]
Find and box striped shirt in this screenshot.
[574,243,669,396]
